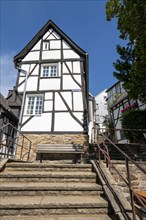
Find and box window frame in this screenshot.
[41,64,59,78]
[43,42,49,50]
[25,95,43,116]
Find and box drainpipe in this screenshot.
[13,66,29,158]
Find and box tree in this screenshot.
[106,0,146,102]
[121,109,146,142]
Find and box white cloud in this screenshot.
[0,52,17,97]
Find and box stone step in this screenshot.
[5,162,92,172]
[0,195,108,216]
[0,182,103,196]
[5,167,92,172]
[0,171,96,183]
[0,214,114,220]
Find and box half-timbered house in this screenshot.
[13,20,89,158]
[0,92,19,158]
[106,81,146,143]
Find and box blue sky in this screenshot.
[0,0,122,97]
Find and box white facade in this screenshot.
[95,89,108,130]
[14,20,88,135]
[88,94,96,144]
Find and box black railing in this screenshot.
[95,128,146,220]
[0,123,32,161]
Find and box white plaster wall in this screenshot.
[44,100,53,111]
[42,50,61,59]
[73,61,80,72]
[20,64,30,74]
[55,93,68,111]
[73,92,83,111]
[50,40,61,49]
[88,95,95,144]
[54,113,83,132]
[31,40,41,50]
[18,76,25,89]
[65,62,72,72]
[46,34,56,40]
[39,78,60,90]
[45,92,53,100]
[63,75,80,90]
[43,30,52,40]
[52,31,60,39]
[60,92,72,109]
[21,113,52,132]
[73,75,81,85]
[23,51,40,61]
[26,77,38,91]
[63,50,80,59]
[74,112,83,123]
[18,77,38,92]
[95,90,108,129]
[63,41,70,49]
[31,64,39,76]
[19,64,39,76]
[63,63,69,73]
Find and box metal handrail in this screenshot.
[0,123,32,161]
[96,128,146,220]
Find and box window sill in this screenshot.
[40,76,60,79]
[23,114,42,117]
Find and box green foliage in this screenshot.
[106,0,146,102]
[103,115,116,141]
[121,109,146,142]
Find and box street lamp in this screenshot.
[13,66,29,157]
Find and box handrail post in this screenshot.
[98,145,101,165]
[27,142,31,161]
[125,157,136,220]
[20,135,24,160]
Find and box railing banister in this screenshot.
[0,123,32,162]
[101,132,146,175]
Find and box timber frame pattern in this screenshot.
[14,20,89,135]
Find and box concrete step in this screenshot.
[0,182,103,196]
[5,162,92,172]
[0,171,96,183]
[0,195,108,216]
[0,214,114,220]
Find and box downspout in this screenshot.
[13,65,29,158]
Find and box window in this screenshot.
[26,96,43,115]
[104,104,107,110]
[42,65,58,77]
[43,42,49,50]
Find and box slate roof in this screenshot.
[0,93,18,122]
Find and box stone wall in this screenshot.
[109,161,146,192]
[16,133,89,161]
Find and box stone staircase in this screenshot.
[91,142,146,161]
[0,161,115,220]
[107,143,146,161]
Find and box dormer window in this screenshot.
[42,64,58,77]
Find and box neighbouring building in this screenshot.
[106,81,146,143]
[0,92,19,158]
[95,89,108,130]
[13,20,89,158]
[0,92,19,129]
[88,93,96,144]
